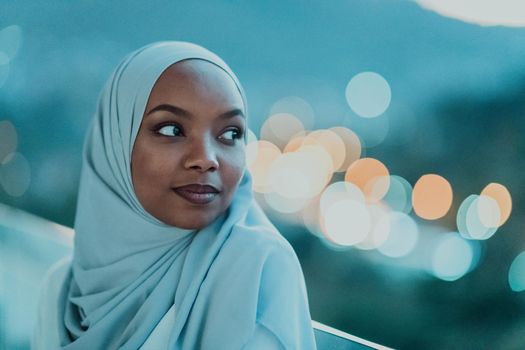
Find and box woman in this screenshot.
[32,41,317,349]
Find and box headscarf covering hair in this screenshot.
[61,41,316,350]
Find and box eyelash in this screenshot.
[152,122,244,143]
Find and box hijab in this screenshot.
[61,41,316,349]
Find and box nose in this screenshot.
[184,137,219,172]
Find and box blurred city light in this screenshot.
[260,112,305,150]
[381,175,413,214]
[329,126,362,172]
[321,198,371,246]
[263,146,332,213]
[355,203,391,250]
[302,129,346,171]
[269,96,315,130]
[0,25,22,61]
[320,181,366,216]
[457,194,499,240]
[344,158,390,203]
[377,212,419,258]
[246,140,281,193]
[412,174,453,220]
[415,0,525,27]
[509,251,525,292]
[480,182,512,226]
[430,233,474,281]
[345,71,392,118]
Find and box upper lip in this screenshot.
[173,183,220,193]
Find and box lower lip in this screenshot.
[173,188,218,205]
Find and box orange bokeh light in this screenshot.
[330,126,362,172]
[344,158,390,203]
[412,174,453,220]
[481,182,512,226]
[246,140,281,193]
[302,129,346,172]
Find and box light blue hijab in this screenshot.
[61,41,316,349]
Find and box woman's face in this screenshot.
[131,59,246,229]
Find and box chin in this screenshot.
[166,214,216,231]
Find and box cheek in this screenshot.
[221,148,246,190]
[132,145,177,189]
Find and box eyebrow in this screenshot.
[146,104,245,119]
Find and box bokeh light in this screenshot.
[457,194,499,240]
[355,203,391,250]
[246,140,281,193]
[266,150,328,207]
[0,120,18,162]
[481,182,512,226]
[344,157,390,203]
[301,196,323,238]
[412,174,453,220]
[431,233,473,281]
[269,96,315,130]
[263,191,308,214]
[382,175,413,213]
[345,71,392,118]
[320,181,366,215]
[0,25,23,61]
[377,212,419,258]
[283,133,307,153]
[0,152,31,197]
[475,194,501,229]
[415,0,525,27]
[329,126,362,172]
[302,129,346,171]
[260,113,305,150]
[321,198,371,246]
[509,251,525,292]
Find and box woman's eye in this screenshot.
[220,128,243,141]
[156,124,182,137]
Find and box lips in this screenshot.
[172,184,220,205]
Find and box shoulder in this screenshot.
[228,204,299,264]
[227,221,303,279]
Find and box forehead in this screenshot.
[146,59,244,111]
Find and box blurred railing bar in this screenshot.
[0,202,73,247]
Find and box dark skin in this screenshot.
[131,59,246,229]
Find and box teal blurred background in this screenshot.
[1,0,525,349]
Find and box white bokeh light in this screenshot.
[269,96,315,130]
[377,212,418,258]
[320,181,365,216]
[355,204,391,250]
[345,72,392,119]
[431,233,473,281]
[382,175,413,214]
[322,198,371,246]
[457,195,499,240]
[0,25,23,61]
[509,251,525,292]
[415,0,525,27]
